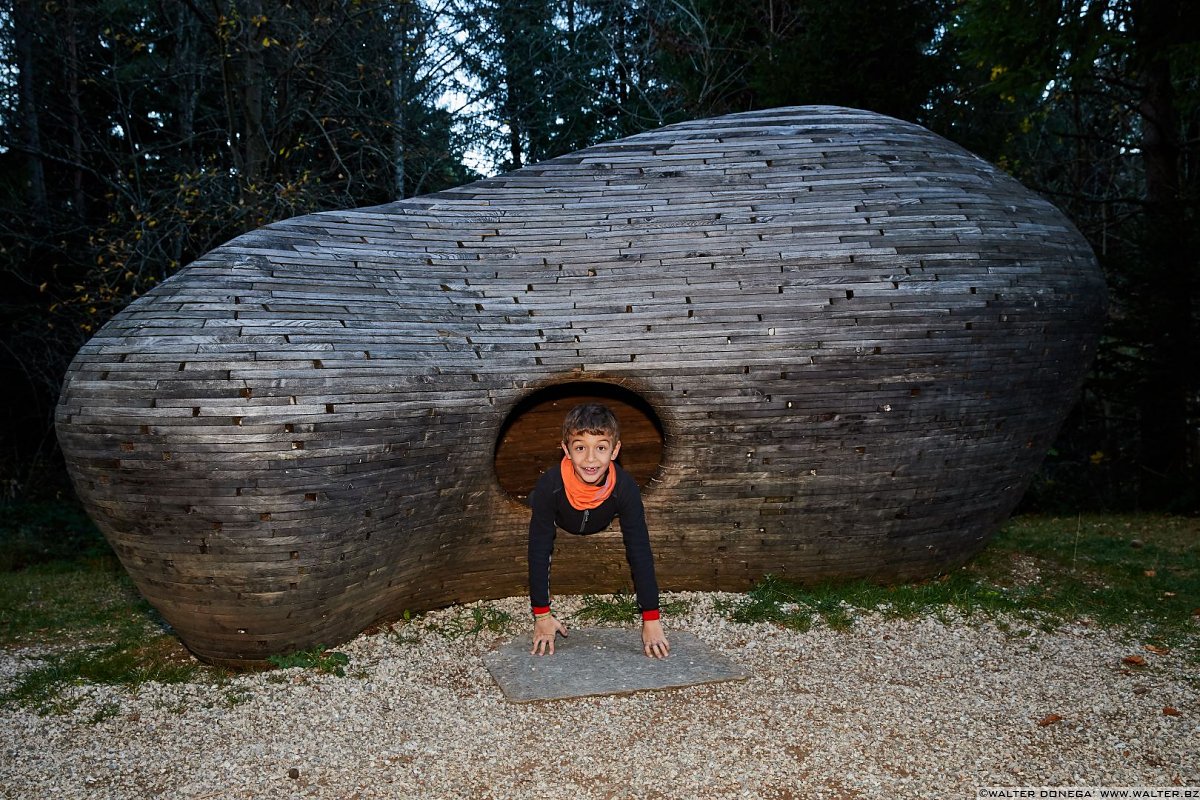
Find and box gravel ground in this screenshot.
[1,592,1196,799]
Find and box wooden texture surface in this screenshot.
[56,107,1106,666]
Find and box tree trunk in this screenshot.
[507,111,524,170]
[173,3,201,165]
[12,0,47,213]
[239,0,269,184]
[65,0,86,219]
[1132,0,1198,501]
[392,1,414,199]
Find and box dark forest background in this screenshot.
[1,0,1197,512]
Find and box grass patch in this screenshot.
[267,645,350,677]
[1,631,203,713]
[722,514,1199,647]
[718,571,1035,632]
[572,591,691,623]
[428,604,516,639]
[0,501,111,572]
[380,610,423,644]
[1,499,214,711]
[0,562,150,645]
[0,498,140,647]
[981,514,1199,640]
[86,700,121,725]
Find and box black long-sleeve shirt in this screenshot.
[527,462,660,615]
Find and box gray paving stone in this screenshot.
[482,627,748,703]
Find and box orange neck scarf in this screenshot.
[560,456,616,510]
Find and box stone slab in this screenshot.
[482,627,748,703]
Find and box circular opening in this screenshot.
[494,381,665,503]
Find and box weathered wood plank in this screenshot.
[56,106,1105,667]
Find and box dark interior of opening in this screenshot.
[494,381,665,503]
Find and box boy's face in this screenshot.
[561,432,621,485]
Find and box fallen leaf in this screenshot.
[1144,644,1170,656]
[1162,707,1181,717]
[1037,713,1064,727]
[1144,569,1156,577]
[1123,655,1147,666]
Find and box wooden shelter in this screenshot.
[56,107,1106,666]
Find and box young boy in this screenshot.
[528,402,669,659]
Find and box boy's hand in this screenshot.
[531,614,568,656]
[642,618,669,659]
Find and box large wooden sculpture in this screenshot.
[57,107,1106,666]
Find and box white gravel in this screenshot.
[1,592,1196,799]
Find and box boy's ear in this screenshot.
[561,442,570,458]
[611,440,621,460]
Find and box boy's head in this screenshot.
[561,403,621,445]
[560,403,621,485]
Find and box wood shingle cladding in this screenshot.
[56,107,1106,666]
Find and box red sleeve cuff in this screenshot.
[532,605,551,616]
[641,609,660,621]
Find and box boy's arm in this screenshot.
[615,475,660,616]
[527,484,558,615]
[615,471,668,657]
[528,478,567,654]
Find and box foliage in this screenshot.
[651,0,951,121]
[937,0,1200,510]
[573,592,641,622]
[0,0,475,497]
[428,603,516,639]
[572,591,690,622]
[267,646,351,677]
[449,0,680,170]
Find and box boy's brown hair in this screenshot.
[561,403,621,444]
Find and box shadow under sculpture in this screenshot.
[56,106,1106,666]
